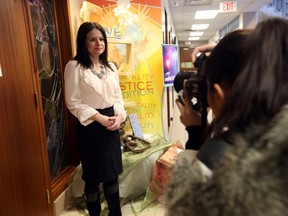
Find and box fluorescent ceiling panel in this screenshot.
[185,0,212,6]
[189,31,204,36]
[191,24,209,30]
[195,10,219,19]
[188,37,200,41]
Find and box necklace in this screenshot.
[91,64,106,79]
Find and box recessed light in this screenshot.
[189,31,204,36]
[191,24,209,30]
[195,10,219,19]
[188,37,200,41]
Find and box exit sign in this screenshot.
[219,1,237,12]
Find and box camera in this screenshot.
[173,53,208,106]
[173,53,208,126]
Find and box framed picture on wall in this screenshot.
[162,44,179,86]
[107,39,134,75]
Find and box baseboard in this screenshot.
[53,184,73,216]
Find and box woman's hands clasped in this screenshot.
[93,113,122,131]
[106,115,122,131]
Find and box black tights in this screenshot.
[84,178,121,216]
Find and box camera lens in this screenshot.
[173,71,196,93]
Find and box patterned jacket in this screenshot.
[166,105,288,216]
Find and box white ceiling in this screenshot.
[167,0,271,47]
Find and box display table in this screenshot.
[67,134,173,213]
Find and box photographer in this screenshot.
[191,43,216,63]
[167,17,288,216]
[175,29,252,170]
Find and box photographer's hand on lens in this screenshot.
[191,43,216,63]
[176,80,202,127]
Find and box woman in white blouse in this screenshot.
[64,22,127,216]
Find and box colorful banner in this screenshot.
[82,0,164,136]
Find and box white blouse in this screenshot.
[64,60,127,126]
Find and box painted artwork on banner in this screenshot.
[81,0,164,136]
[162,44,179,86]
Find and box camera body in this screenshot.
[173,53,208,106]
[173,53,208,127]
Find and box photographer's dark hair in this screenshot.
[205,29,252,93]
[214,17,288,136]
[204,29,252,137]
[74,22,112,71]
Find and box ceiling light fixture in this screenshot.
[188,36,200,41]
[191,24,209,30]
[185,0,212,6]
[189,31,203,36]
[195,10,219,19]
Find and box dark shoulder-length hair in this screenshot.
[213,17,288,135]
[203,29,252,138]
[73,22,113,70]
[205,29,252,91]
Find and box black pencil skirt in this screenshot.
[76,106,123,183]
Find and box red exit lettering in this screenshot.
[224,2,231,11]
[220,1,237,12]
